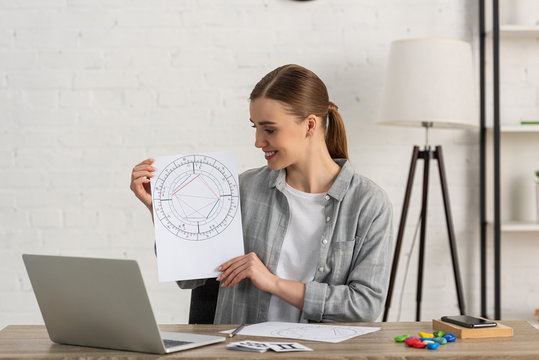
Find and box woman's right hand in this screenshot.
[130,158,156,211]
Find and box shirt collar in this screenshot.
[268,158,353,202]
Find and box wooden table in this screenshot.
[1,321,538,359]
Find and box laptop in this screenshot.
[22,254,225,354]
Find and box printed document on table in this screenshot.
[221,322,381,343]
[150,151,244,282]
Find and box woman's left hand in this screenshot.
[217,252,277,293]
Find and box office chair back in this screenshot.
[188,279,220,324]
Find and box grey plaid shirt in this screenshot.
[178,159,394,324]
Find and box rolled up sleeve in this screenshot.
[176,279,207,289]
[303,281,328,321]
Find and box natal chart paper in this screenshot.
[150,151,244,282]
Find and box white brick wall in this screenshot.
[2,0,532,330]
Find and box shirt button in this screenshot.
[325,194,330,201]
[322,239,328,245]
[318,266,324,272]
[326,216,331,222]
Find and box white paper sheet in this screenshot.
[221,322,381,343]
[150,151,244,282]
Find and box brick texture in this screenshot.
[3,0,524,329]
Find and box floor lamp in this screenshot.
[377,39,478,321]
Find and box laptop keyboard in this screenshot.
[163,339,193,349]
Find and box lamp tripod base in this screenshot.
[382,145,466,322]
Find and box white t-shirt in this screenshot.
[267,182,326,322]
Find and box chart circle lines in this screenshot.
[153,155,239,241]
[270,325,361,342]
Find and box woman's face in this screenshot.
[249,97,309,171]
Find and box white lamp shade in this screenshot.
[378,38,478,129]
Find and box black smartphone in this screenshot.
[441,315,497,328]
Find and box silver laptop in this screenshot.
[22,254,225,354]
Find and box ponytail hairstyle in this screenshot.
[249,64,349,160]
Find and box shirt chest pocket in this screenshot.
[327,238,357,284]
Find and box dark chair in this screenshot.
[188,278,220,324]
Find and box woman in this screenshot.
[130,64,393,324]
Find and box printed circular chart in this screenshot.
[270,325,361,342]
[153,155,239,241]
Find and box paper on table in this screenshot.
[221,322,381,343]
[150,151,244,282]
[227,341,313,353]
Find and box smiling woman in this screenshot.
[130,64,394,324]
[250,64,348,166]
